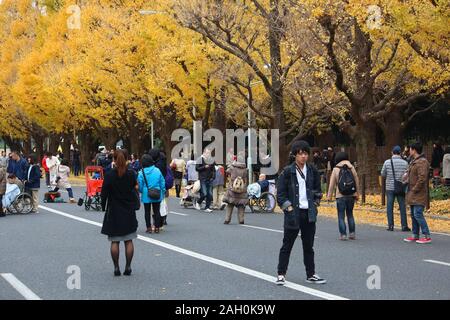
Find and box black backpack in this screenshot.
[337,164,356,195]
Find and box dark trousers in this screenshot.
[45,172,50,186]
[336,197,356,235]
[144,202,161,228]
[278,209,316,278]
[0,194,4,215]
[175,184,182,198]
[73,164,80,176]
[198,180,213,209]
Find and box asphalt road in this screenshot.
[1,185,449,300]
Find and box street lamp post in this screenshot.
[247,80,263,185]
[140,9,165,150]
[151,119,154,149]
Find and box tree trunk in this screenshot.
[23,137,32,156]
[62,133,71,163]
[354,122,379,194]
[383,110,404,154]
[32,134,44,162]
[49,134,60,155]
[3,137,22,153]
[79,130,96,169]
[103,128,119,151]
[268,1,287,168]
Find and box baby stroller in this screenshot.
[77,166,104,211]
[180,180,201,208]
[3,183,33,214]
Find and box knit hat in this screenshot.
[392,146,401,155]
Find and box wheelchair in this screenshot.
[6,189,33,214]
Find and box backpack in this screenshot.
[165,165,174,190]
[231,176,246,193]
[337,165,356,195]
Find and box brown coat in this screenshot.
[327,160,360,199]
[222,161,248,206]
[0,167,6,195]
[406,155,429,207]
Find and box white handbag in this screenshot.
[160,198,168,217]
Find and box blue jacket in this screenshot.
[276,163,322,227]
[7,157,29,181]
[25,164,41,189]
[138,166,166,203]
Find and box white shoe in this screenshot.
[276,275,285,286]
[204,208,213,213]
[194,203,201,210]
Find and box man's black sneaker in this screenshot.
[276,275,285,286]
[402,227,411,232]
[386,226,394,231]
[306,274,327,284]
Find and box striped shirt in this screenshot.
[381,156,408,191]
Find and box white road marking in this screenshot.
[1,273,42,300]
[240,224,318,238]
[169,211,189,216]
[424,260,450,267]
[39,206,102,227]
[39,205,347,300]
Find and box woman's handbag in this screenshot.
[133,189,141,211]
[142,168,161,200]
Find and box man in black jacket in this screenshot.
[276,140,326,285]
[195,148,216,213]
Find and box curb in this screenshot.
[320,204,450,221]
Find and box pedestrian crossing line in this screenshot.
[1,273,42,300]
[39,205,348,300]
[424,260,450,267]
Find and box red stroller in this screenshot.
[77,166,104,211]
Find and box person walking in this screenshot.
[195,148,215,213]
[276,140,326,285]
[381,146,410,232]
[72,148,81,176]
[431,142,444,178]
[443,147,450,186]
[186,155,198,184]
[222,161,247,224]
[46,152,60,185]
[404,142,432,244]
[25,155,41,213]
[149,148,169,226]
[327,152,360,240]
[41,153,51,188]
[101,150,139,276]
[170,156,186,198]
[0,164,6,217]
[51,159,76,203]
[212,165,226,210]
[138,154,166,234]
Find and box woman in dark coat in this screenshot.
[431,143,444,177]
[101,150,138,276]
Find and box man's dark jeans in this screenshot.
[386,191,408,228]
[198,179,213,209]
[278,209,316,278]
[336,197,355,236]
